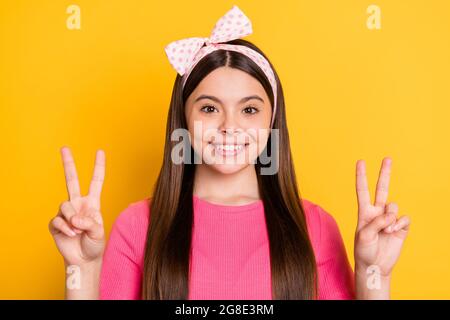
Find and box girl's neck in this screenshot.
[193,164,261,206]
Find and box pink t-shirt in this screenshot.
[99,195,355,299]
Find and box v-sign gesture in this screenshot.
[49,147,106,267]
[354,157,411,297]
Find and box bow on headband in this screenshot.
[164,5,277,128]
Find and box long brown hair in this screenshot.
[142,39,317,299]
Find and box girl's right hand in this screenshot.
[49,146,106,267]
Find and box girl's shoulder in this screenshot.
[108,198,151,248]
[301,198,347,264]
[106,198,152,266]
[302,198,339,232]
[114,198,151,227]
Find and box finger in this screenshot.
[49,216,77,237]
[374,157,392,208]
[60,146,81,200]
[59,201,77,223]
[383,202,398,233]
[84,206,104,225]
[356,159,371,208]
[71,214,104,240]
[88,149,106,202]
[392,215,411,235]
[58,201,83,234]
[358,212,396,243]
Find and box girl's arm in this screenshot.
[311,203,356,300]
[64,259,102,299]
[99,201,147,300]
[355,266,391,299]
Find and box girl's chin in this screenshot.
[204,162,251,175]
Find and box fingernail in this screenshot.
[69,230,76,237]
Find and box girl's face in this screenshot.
[185,66,272,175]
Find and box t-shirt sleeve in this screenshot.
[307,202,356,299]
[99,203,145,300]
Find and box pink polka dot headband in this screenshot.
[164,5,278,128]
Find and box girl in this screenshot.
[49,5,410,300]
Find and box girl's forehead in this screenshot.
[190,67,269,102]
[200,67,261,85]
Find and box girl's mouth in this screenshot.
[208,142,249,157]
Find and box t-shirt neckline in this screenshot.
[193,195,263,213]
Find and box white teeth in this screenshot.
[214,144,244,151]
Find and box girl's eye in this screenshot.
[243,106,259,114]
[200,105,218,113]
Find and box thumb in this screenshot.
[70,214,104,241]
[358,212,396,244]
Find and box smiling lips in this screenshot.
[208,142,249,156]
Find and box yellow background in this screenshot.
[1,0,449,299]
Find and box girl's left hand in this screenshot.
[354,157,411,278]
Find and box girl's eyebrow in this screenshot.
[194,94,265,104]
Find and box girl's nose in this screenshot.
[218,113,242,134]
